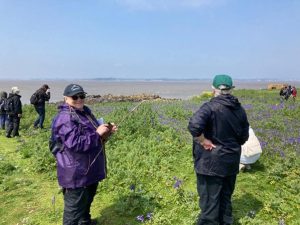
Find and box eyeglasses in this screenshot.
[71,94,86,100]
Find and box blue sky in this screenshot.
[0,0,299,80]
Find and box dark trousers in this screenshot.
[6,115,20,137]
[34,106,45,128]
[0,114,7,129]
[63,183,98,225]
[196,174,237,225]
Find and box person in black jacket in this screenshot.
[188,74,249,225]
[0,91,8,129]
[6,87,22,138]
[33,84,50,129]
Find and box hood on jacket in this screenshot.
[211,94,241,109]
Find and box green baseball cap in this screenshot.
[212,74,234,90]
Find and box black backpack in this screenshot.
[30,92,39,105]
[4,98,14,114]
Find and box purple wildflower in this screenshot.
[260,141,268,149]
[243,104,253,110]
[136,215,144,222]
[146,212,153,220]
[279,150,285,158]
[173,177,183,189]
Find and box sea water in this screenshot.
[0,79,298,104]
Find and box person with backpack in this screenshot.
[6,87,22,138]
[188,74,249,225]
[50,84,117,225]
[32,84,50,129]
[0,91,8,130]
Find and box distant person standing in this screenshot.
[32,84,50,129]
[6,87,22,138]
[188,74,249,225]
[0,91,8,130]
[291,86,297,102]
[279,86,287,103]
[285,85,292,101]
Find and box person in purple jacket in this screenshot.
[50,84,117,225]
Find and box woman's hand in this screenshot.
[96,123,118,141]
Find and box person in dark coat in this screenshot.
[6,87,22,138]
[33,84,51,129]
[50,84,117,225]
[0,91,8,129]
[188,74,249,225]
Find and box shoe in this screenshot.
[239,164,246,171]
[6,135,11,138]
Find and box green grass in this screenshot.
[0,89,299,224]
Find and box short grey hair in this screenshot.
[212,86,233,97]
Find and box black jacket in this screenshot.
[35,88,50,107]
[188,94,249,177]
[8,94,22,115]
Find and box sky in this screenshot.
[0,0,300,80]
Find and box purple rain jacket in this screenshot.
[51,103,106,188]
[188,94,249,177]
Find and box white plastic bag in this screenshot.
[240,127,262,164]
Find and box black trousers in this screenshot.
[196,174,237,225]
[63,183,98,225]
[6,114,20,137]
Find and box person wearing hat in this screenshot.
[32,84,51,129]
[6,86,22,138]
[188,74,249,225]
[50,84,117,225]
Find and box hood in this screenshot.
[210,94,241,109]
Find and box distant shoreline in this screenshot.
[1,79,299,105]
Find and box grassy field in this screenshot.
[0,89,299,225]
